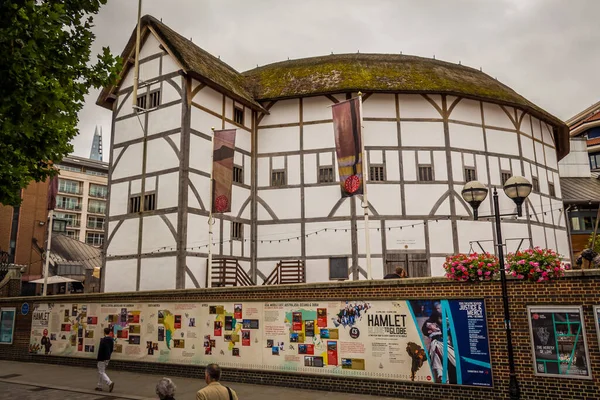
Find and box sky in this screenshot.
[75,0,600,161]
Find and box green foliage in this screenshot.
[0,0,121,206]
[586,233,600,253]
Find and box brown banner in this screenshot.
[332,97,363,197]
[212,129,236,213]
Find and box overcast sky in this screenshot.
[75,0,600,161]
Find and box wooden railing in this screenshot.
[206,258,254,287]
[263,260,305,285]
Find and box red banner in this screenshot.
[212,129,236,213]
[332,97,363,197]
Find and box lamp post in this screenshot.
[461,176,532,400]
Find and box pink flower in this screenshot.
[512,271,517,277]
[485,271,491,276]
[542,271,548,277]
[477,270,483,276]
[518,260,526,265]
[517,274,524,279]
[451,267,455,273]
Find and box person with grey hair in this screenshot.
[156,378,176,400]
[196,363,238,400]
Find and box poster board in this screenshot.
[0,307,16,344]
[29,299,492,387]
[527,306,591,379]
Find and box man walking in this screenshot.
[196,363,238,400]
[96,327,115,392]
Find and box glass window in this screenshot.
[56,164,82,173]
[570,217,581,231]
[318,166,334,183]
[85,169,107,177]
[86,232,104,247]
[54,212,80,228]
[65,230,79,239]
[87,216,105,230]
[0,308,16,344]
[89,184,107,199]
[88,199,106,214]
[56,195,81,211]
[233,105,244,125]
[58,179,81,194]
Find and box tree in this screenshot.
[0,0,121,206]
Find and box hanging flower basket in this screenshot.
[505,247,568,282]
[443,253,500,282]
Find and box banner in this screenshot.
[0,308,16,344]
[29,299,492,387]
[212,129,236,213]
[332,98,363,197]
[527,306,591,379]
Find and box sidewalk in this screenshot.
[0,360,406,400]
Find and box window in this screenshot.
[548,183,556,197]
[233,105,244,125]
[85,169,107,177]
[55,212,80,228]
[501,171,512,185]
[233,166,244,184]
[56,164,82,173]
[88,199,106,214]
[65,230,78,239]
[86,232,104,247]
[271,170,286,187]
[532,177,540,192]
[56,195,81,211]
[149,90,161,108]
[329,257,349,280]
[369,165,385,181]
[569,205,599,233]
[129,195,141,213]
[464,167,477,182]
[58,179,81,195]
[589,153,600,170]
[318,166,334,183]
[418,165,433,182]
[144,193,156,211]
[231,222,243,241]
[0,307,16,344]
[87,216,105,230]
[89,184,108,199]
[136,94,147,110]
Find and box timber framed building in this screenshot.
[97,15,570,292]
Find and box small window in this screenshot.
[464,167,477,182]
[232,222,243,241]
[318,166,334,183]
[144,193,156,211]
[271,170,286,187]
[149,90,161,108]
[65,230,78,239]
[58,179,82,195]
[501,171,512,185]
[532,177,540,192]
[136,94,147,110]
[129,195,141,213]
[418,165,433,182]
[549,183,556,197]
[329,257,349,280]
[87,216,105,230]
[369,165,385,182]
[233,105,244,125]
[86,232,104,247]
[233,166,244,184]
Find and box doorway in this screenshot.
[385,252,429,277]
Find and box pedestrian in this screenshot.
[95,327,115,392]
[384,266,407,279]
[156,377,176,400]
[196,363,238,400]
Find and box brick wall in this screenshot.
[1,271,600,400]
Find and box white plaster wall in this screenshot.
[112,143,143,179]
[545,227,557,251]
[398,94,442,118]
[355,220,382,254]
[305,186,344,218]
[138,58,160,83]
[367,185,402,216]
[430,257,447,277]
[401,122,445,147]
[457,220,494,253]
[288,155,301,185]
[141,214,177,253]
[483,103,514,130]
[257,158,270,187]
[305,259,333,283]
[404,184,448,215]
[260,99,299,126]
[363,94,396,118]
[258,127,299,153]
[257,223,301,258]
[303,123,335,151]
[106,219,139,256]
[542,123,555,146]
[531,117,543,141]
[448,98,482,124]
[139,33,163,59]
[146,137,180,173]
[534,141,544,164]
[189,134,212,173]
[158,81,181,105]
[104,260,137,293]
[187,214,220,250]
[545,145,557,170]
[428,220,453,254]
[191,106,222,135]
[385,151,400,181]
[486,129,519,156]
[488,156,500,185]
[531,224,547,248]
[385,221,426,251]
[403,151,417,181]
[305,221,352,256]
[555,230,570,261]
[449,123,485,151]
[499,222,530,253]
[520,135,535,163]
[303,96,336,122]
[364,121,397,147]
[257,188,301,220]
[147,105,181,135]
[186,256,206,288]
[139,257,177,290]
[231,186,251,218]
[109,182,128,216]
[193,86,223,115]
[451,152,463,182]
[433,151,448,181]
[114,116,144,144]
[476,154,488,184]
[157,172,179,209]
[188,173,210,210]
[236,129,251,153]
[162,54,181,75]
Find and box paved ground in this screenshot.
[0,360,406,400]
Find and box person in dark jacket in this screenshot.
[96,327,115,392]
[384,266,407,279]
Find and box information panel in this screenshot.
[527,306,591,379]
[29,299,492,387]
[0,307,16,344]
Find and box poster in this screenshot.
[28,299,491,386]
[0,308,16,344]
[527,306,591,379]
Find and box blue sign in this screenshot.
[21,303,29,316]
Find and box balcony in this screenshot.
[56,204,82,212]
[89,191,108,199]
[86,223,105,230]
[87,207,106,215]
[58,188,82,196]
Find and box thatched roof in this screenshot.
[97,16,569,159]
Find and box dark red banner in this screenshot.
[212,129,236,213]
[332,97,363,197]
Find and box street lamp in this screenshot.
[461,176,532,400]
